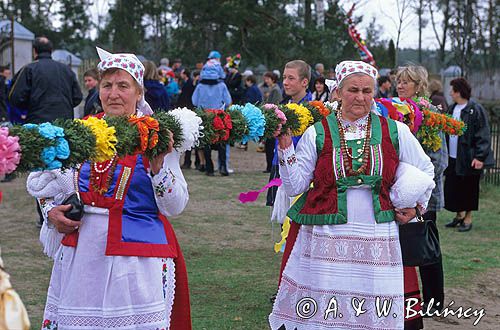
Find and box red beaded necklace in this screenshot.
[336,110,372,176]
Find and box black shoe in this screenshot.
[206,171,214,176]
[445,217,464,228]
[458,222,472,232]
[220,167,229,176]
[263,170,271,173]
[195,163,200,170]
[181,164,191,169]
[198,165,206,172]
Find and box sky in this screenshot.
[342,0,447,50]
[85,0,446,50]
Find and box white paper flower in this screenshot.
[169,107,204,152]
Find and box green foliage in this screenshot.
[103,116,138,158]
[150,111,183,158]
[8,125,55,172]
[262,108,281,139]
[279,105,300,135]
[194,109,215,147]
[305,103,324,124]
[53,119,96,168]
[227,109,249,145]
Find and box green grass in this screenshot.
[1,169,499,329]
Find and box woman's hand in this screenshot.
[47,205,82,234]
[395,207,417,224]
[277,128,292,150]
[150,130,174,175]
[471,158,484,170]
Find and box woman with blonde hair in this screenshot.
[397,65,447,324]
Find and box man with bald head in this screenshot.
[9,36,83,123]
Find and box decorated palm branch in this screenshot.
[0,99,464,177]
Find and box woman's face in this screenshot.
[264,76,273,86]
[397,78,418,98]
[449,87,461,103]
[100,70,141,117]
[338,74,374,121]
[315,81,325,94]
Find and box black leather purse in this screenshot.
[62,193,84,221]
[399,218,441,267]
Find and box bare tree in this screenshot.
[428,0,451,66]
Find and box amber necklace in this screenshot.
[90,153,118,194]
[336,109,372,176]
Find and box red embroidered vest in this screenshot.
[287,113,400,225]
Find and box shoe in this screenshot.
[445,217,464,228]
[180,164,191,169]
[198,165,206,172]
[263,169,271,173]
[458,222,472,232]
[206,172,214,176]
[220,167,229,176]
[228,168,234,174]
[238,144,248,151]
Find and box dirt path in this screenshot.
[423,268,500,329]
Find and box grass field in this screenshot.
[1,146,499,329]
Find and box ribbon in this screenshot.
[238,178,282,203]
[128,115,160,152]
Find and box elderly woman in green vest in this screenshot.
[268,61,434,330]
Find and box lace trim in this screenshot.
[162,258,176,329]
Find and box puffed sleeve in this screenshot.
[149,150,189,217]
[277,125,318,197]
[395,121,435,209]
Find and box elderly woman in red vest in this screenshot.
[269,61,434,330]
[31,48,191,330]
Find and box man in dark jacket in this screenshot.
[8,37,83,124]
[0,66,7,123]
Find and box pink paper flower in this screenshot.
[273,108,287,137]
[0,127,21,176]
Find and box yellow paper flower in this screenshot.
[286,103,314,136]
[77,117,117,162]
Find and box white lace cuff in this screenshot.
[38,198,56,228]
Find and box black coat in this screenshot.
[83,87,102,117]
[446,99,494,176]
[8,52,83,123]
[0,76,7,122]
[176,78,195,108]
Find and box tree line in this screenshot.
[0,0,498,76]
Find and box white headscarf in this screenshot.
[96,47,153,115]
[335,60,378,87]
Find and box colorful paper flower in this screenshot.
[169,107,204,152]
[285,103,314,136]
[240,103,266,143]
[0,127,21,176]
[77,117,117,162]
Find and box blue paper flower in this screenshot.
[240,103,266,144]
[39,123,65,139]
[23,123,38,130]
[55,138,70,160]
[41,146,57,165]
[229,104,244,112]
[46,160,63,170]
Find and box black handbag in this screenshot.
[399,219,441,267]
[62,193,84,221]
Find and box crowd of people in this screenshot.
[0,35,495,330]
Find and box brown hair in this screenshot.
[264,71,278,83]
[83,68,99,80]
[428,79,443,95]
[143,60,160,81]
[450,77,471,100]
[284,60,311,82]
